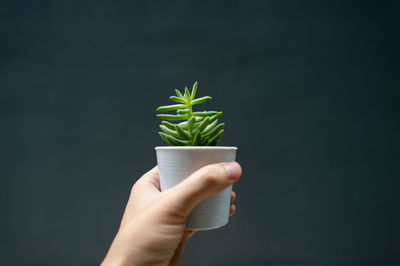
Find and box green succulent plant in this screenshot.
[156,81,224,146]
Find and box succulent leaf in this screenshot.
[208,138,218,146]
[209,112,222,123]
[207,129,224,146]
[187,116,196,133]
[191,96,212,105]
[184,86,190,101]
[203,123,225,138]
[157,104,186,112]
[193,116,210,134]
[175,89,184,98]
[158,132,190,146]
[178,117,203,127]
[177,109,191,115]
[161,121,177,131]
[176,124,191,140]
[191,81,198,100]
[169,96,186,104]
[157,114,188,121]
[158,132,179,145]
[192,131,201,145]
[187,116,196,125]
[201,135,210,145]
[201,120,218,135]
[159,125,181,138]
[192,111,218,117]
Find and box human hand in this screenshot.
[101,162,241,266]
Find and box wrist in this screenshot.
[101,230,139,266]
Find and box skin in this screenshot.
[101,162,242,266]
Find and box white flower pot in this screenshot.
[155,146,237,230]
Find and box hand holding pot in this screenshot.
[102,162,241,266]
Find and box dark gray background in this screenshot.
[1,0,399,265]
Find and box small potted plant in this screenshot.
[155,81,237,230]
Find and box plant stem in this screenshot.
[187,100,193,136]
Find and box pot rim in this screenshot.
[155,146,237,150]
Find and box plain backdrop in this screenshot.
[1,0,399,265]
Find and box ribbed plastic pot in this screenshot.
[155,146,237,230]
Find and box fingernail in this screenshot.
[223,162,241,181]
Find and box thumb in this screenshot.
[165,162,241,216]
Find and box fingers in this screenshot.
[166,162,241,216]
[229,204,236,216]
[133,166,160,192]
[231,191,236,204]
[230,191,237,216]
